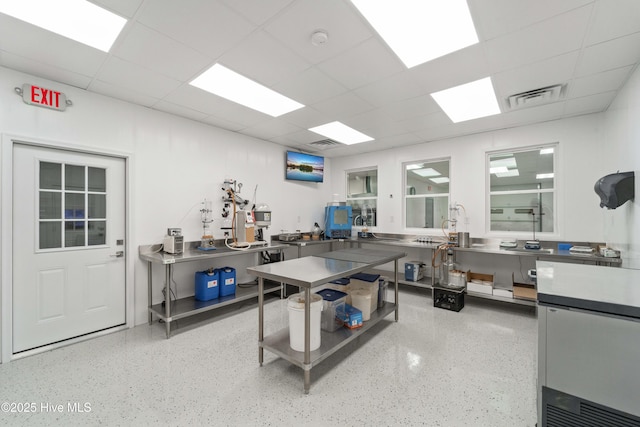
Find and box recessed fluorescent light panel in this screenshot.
[536,173,554,179]
[490,166,509,174]
[406,164,422,170]
[431,77,501,123]
[308,122,374,145]
[490,157,517,169]
[496,170,520,178]
[190,64,304,117]
[540,148,554,155]
[430,177,450,184]
[0,0,127,52]
[351,0,478,68]
[412,168,441,178]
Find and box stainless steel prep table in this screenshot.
[247,247,406,393]
[140,241,286,338]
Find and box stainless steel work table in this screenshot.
[140,241,286,338]
[247,247,406,393]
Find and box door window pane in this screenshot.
[65,193,85,220]
[65,165,85,191]
[88,221,106,245]
[39,192,61,219]
[88,194,106,219]
[88,167,106,192]
[39,162,61,190]
[406,196,449,228]
[65,221,85,247]
[38,163,109,250]
[40,222,62,249]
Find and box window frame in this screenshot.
[345,166,378,228]
[485,143,558,237]
[402,157,451,232]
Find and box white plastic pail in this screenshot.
[350,289,372,321]
[287,293,323,351]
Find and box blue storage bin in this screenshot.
[195,269,219,301]
[219,267,236,297]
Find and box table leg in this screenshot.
[164,264,171,338]
[394,259,399,322]
[147,261,152,325]
[258,276,264,366]
[304,287,311,392]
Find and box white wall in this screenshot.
[602,65,640,269]
[0,66,332,330]
[330,115,606,243]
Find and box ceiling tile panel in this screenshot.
[273,66,347,105]
[215,30,310,87]
[568,66,634,99]
[221,0,295,26]
[137,0,256,59]
[310,92,375,119]
[0,50,93,89]
[152,100,209,122]
[584,0,640,46]
[576,32,640,77]
[264,0,372,64]
[94,57,182,98]
[112,23,213,81]
[484,5,592,72]
[354,71,426,108]
[563,91,617,115]
[470,0,594,41]
[90,80,160,107]
[316,37,404,90]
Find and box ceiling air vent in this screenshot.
[307,139,341,150]
[507,84,565,110]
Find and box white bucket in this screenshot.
[351,289,372,321]
[287,293,323,352]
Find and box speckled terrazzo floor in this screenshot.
[0,286,538,426]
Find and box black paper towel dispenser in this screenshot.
[594,171,635,209]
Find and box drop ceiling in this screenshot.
[1,0,639,157]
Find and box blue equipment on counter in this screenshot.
[324,205,352,239]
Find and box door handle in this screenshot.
[110,251,124,258]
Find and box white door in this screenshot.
[12,143,126,353]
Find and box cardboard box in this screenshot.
[512,272,537,301]
[466,271,494,295]
[492,288,513,299]
[337,304,363,329]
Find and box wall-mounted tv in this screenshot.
[286,151,324,183]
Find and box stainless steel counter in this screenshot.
[247,247,406,393]
[140,240,287,338]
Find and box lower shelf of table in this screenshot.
[150,282,282,322]
[261,302,396,370]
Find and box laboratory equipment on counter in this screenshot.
[235,209,255,244]
[525,240,541,250]
[199,199,216,250]
[163,228,184,254]
[253,203,271,227]
[324,204,352,239]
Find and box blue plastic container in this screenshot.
[219,267,236,297]
[195,269,219,301]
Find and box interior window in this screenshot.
[404,159,450,229]
[488,145,556,234]
[346,168,378,227]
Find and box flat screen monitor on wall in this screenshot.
[286,151,324,183]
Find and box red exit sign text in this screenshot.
[21,84,69,111]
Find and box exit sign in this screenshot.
[20,84,69,111]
